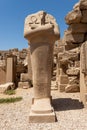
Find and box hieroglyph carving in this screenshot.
[24,11,60,41]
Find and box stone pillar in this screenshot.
[27,48,32,81]
[80,41,87,107]
[6,55,17,85]
[58,68,69,92]
[24,11,60,122]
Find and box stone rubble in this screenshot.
[56,0,87,95]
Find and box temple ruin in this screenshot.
[0,0,87,123]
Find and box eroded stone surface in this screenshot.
[65,10,82,25]
[0,82,15,93]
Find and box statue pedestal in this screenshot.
[29,98,55,123]
[24,11,60,122]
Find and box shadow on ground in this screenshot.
[52,98,84,111]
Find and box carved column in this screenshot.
[24,11,60,122]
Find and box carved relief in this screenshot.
[24,11,60,39]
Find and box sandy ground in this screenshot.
[0,88,87,130]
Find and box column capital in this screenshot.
[24,11,60,44]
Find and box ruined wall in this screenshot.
[57,0,87,93]
[0,48,28,85]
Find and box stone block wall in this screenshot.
[57,0,87,94]
[0,48,28,85]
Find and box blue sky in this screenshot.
[0,0,79,50]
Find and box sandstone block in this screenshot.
[66,67,80,76]
[57,46,65,53]
[64,31,84,43]
[29,110,55,123]
[65,84,80,93]
[0,82,15,93]
[81,10,87,23]
[85,34,87,41]
[58,83,66,92]
[65,10,82,25]
[68,23,87,33]
[65,42,79,50]
[80,0,87,10]
[0,67,6,85]
[59,75,69,84]
[59,51,79,63]
[18,82,30,89]
[20,73,29,82]
[68,76,79,85]
[73,2,80,11]
[75,61,80,67]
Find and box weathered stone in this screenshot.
[24,11,60,122]
[75,61,80,67]
[65,84,79,93]
[58,84,67,92]
[51,80,58,90]
[0,67,6,84]
[73,2,80,11]
[57,46,65,53]
[18,82,30,89]
[58,74,69,92]
[80,41,87,106]
[59,51,79,64]
[27,49,32,80]
[80,41,87,74]
[20,73,29,82]
[66,67,80,76]
[80,0,87,10]
[59,75,68,84]
[6,55,17,87]
[81,10,87,23]
[69,76,79,83]
[65,10,82,25]
[16,64,27,73]
[68,23,87,33]
[64,31,84,43]
[85,34,87,41]
[65,42,80,50]
[65,76,79,93]
[0,82,15,93]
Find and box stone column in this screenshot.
[27,48,32,81]
[80,41,87,107]
[24,11,60,122]
[6,55,17,85]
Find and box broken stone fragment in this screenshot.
[73,2,80,11]
[81,10,87,23]
[0,82,15,93]
[68,76,79,85]
[65,84,80,93]
[80,0,87,10]
[64,30,84,44]
[18,82,30,89]
[20,73,29,82]
[66,67,80,76]
[68,23,87,33]
[65,10,82,25]
[58,51,79,65]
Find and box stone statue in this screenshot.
[24,11,60,123]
